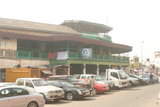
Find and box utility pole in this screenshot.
[141,41,144,75]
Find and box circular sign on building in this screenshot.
[81,48,92,59]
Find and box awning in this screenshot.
[54,65,71,68]
[41,70,52,74]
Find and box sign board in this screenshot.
[57,51,68,60]
[81,48,92,59]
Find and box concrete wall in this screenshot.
[0,59,19,68]
[0,37,17,50]
[20,59,50,67]
[0,59,49,68]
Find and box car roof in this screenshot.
[17,78,43,80]
[0,82,15,84]
[50,75,69,77]
[106,69,124,72]
[80,74,96,76]
[0,85,27,89]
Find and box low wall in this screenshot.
[0,59,49,68]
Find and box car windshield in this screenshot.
[142,74,149,78]
[119,71,128,79]
[94,75,103,81]
[129,74,141,79]
[61,81,75,87]
[32,79,48,86]
[68,76,78,82]
[48,81,62,87]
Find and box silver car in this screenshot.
[0,86,45,107]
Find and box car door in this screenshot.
[0,88,12,107]
[10,88,30,107]
[110,72,119,80]
[25,80,35,92]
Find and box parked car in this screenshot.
[126,75,139,87]
[15,78,65,102]
[128,74,149,85]
[49,75,95,96]
[49,75,79,82]
[0,85,45,107]
[77,74,109,93]
[141,73,159,84]
[46,80,90,100]
[93,75,114,90]
[153,73,159,83]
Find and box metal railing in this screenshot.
[16,50,129,63]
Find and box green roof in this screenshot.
[61,20,113,33]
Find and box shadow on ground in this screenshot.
[46,97,96,105]
[46,100,71,105]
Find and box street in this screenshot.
[45,84,160,107]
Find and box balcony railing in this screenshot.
[16,50,48,59]
[69,52,129,63]
[16,50,129,63]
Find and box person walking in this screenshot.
[149,72,153,84]
[89,75,96,96]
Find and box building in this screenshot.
[130,56,141,70]
[155,51,160,68]
[0,18,132,76]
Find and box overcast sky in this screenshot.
[0,0,160,61]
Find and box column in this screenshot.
[97,65,99,75]
[83,65,86,74]
[67,67,70,75]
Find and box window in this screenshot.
[0,88,12,98]
[11,88,29,96]
[81,75,86,79]
[25,80,34,88]
[51,81,62,87]
[32,79,48,86]
[111,72,119,79]
[17,79,24,86]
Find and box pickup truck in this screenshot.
[100,69,129,88]
[15,78,65,103]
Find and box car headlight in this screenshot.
[76,89,83,95]
[48,91,54,95]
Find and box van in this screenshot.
[100,69,129,88]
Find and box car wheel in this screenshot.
[40,93,48,103]
[66,92,74,100]
[27,101,38,107]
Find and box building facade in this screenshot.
[0,18,132,76]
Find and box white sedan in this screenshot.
[0,86,45,107]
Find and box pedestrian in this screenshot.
[149,72,153,84]
[90,76,95,88]
[89,75,96,96]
